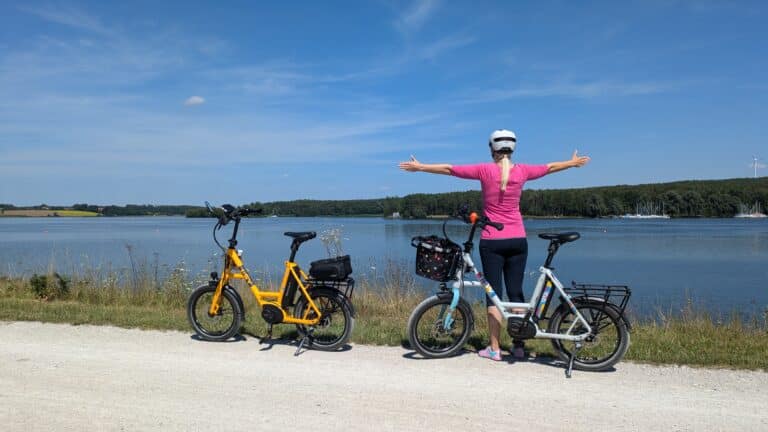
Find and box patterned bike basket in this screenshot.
[411,236,462,282]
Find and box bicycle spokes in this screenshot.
[554,306,621,362]
[419,304,466,352]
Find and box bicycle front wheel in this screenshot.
[407,294,474,358]
[548,301,630,372]
[187,285,243,341]
[294,288,354,351]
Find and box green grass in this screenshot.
[53,210,100,217]
[1,274,766,370]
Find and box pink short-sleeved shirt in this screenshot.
[450,163,549,239]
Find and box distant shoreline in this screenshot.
[3,175,766,219]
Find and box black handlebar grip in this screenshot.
[490,221,504,231]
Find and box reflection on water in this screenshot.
[1,217,766,317]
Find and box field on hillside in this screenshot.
[0,209,99,217]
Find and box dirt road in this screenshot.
[1,321,765,431]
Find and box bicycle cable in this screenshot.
[212,221,225,252]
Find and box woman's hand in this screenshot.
[398,155,422,172]
[547,150,591,174]
[570,150,591,168]
[398,156,453,175]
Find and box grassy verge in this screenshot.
[1,274,766,370]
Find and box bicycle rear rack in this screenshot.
[566,283,631,318]
[307,277,355,299]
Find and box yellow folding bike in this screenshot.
[187,203,355,354]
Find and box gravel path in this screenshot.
[1,321,766,431]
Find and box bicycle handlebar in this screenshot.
[206,202,263,225]
[204,202,263,250]
[454,206,504,232]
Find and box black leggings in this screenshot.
[478,238,528,308]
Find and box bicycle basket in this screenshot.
[411,236,462,282]
[309,255,353,281]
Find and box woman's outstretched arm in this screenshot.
[398,156,453,175]
[547,150,591,173]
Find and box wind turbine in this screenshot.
[753,155,762,178]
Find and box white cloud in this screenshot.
[460,81,670,103]
[416,34,475,61]
[184,96,205,106]
[18,5,114,36]
[396,0,440,34]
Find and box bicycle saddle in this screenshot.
[538,232,580,243]
[284,231,317,242]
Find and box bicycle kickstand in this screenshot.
[260,324,273,345]
[565,342,583,379]
[295,327,315,356]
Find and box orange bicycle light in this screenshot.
[469,212,479,224]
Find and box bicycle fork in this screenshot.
[440,288,462,331]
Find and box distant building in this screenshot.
[391,212,401,219]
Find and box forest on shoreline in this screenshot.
[221,177,768,219]
[3,177,766,219]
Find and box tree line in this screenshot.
[185,177,768,219]
[0,203,199,216]
[6,177,765,218]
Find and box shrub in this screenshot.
[29,273,70,300]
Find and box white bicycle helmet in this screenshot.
[489,129,516,152]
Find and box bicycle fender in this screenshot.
[308,286,356,317]
[224,285,246,319]
[571,297,632,331]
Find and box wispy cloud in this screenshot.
[184,96,205,106]
[461,81,670,103]
[415,34,475,61]
[18,5,114,36]
[395,0,440,34]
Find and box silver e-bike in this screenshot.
[406,207,631,377]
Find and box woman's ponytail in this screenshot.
[500,154,510,191]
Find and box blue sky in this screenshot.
[1,0,766,206]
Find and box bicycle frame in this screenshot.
[447,251,593,342]
[208,247,322,326]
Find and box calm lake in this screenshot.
[1,217,766,317]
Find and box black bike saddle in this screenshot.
[284,231,317,242]
[538,232,580,243]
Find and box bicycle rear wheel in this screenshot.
[548,300,630,371]
[187,285,243,341]
[294,288,354,351]
[407,294,474,358]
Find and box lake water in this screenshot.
[1,217,766,317]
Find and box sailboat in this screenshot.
[621,202,670,219]
[735,202,767,218]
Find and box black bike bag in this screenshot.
[309,255,353,281]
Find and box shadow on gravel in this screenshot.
[190,334,247,343]
[235,331,354,356]
[401,348,616,375]
[507,355,618,374]
[401,349,475,361]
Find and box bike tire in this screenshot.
[187,284,243,341]
[294,287,354,351]
[407,294,474,359]
[548,300,630,372]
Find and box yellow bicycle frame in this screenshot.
[208,248,322,325]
